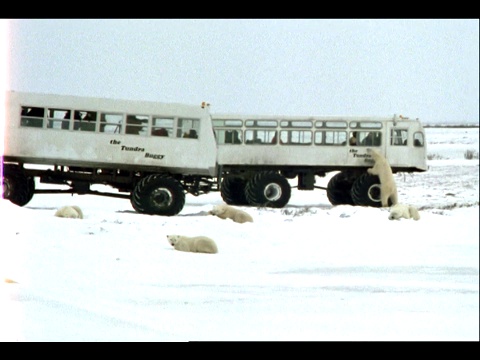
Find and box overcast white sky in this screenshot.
[3,19,479,124]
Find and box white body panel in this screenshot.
[4,91,217,176]
[212,114,427,171]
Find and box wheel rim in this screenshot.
[263,183,282,202]
[151,187,173,208]
[367,184,382,203]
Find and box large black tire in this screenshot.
[245,171,291,208]
[326,172,355,205]
[220,176,249,205]
[26,177,35,203]
[350,173,383,207]
[130,174,185,216]
[2,166,35,207]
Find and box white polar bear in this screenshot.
[389,203,420,221]
[208,204,253,224]
[366,148,399,207]
[54,205,84,219]
[167,234,218,254]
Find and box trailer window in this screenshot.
[245,129,276,144]
[357,131,382,146]
[278,130,312,145]
[100,113,123,134]
[73,111,97,132]
[245,120,277,128]
[213,119,242,127]
[280,120,312,128]
[325,121,348,129]
[391,129,408,146]
[20,106,45,127]
[349,131,358,145]
[350,121,382,129]
[413,132,425,147]
[126,114,148,135]
[152,117,174,137]
[317,121,349,128]
[178,118,199,139]
[47,108,71,130]
[315,130,347,145]
[215,129,243,144]
[324,131,347,145]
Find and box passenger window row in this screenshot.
[19,106,200,138]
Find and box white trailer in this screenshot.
[212,113,427,207]
[2,91,428,215]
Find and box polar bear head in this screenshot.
[54,205,83,219]
[388,207,407,220]
[167,234,180,247]
[208,204,226,216]
[388,203,420,220]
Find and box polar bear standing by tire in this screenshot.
[388,203,420,221]
[366,148,399,207]
[54,205,84,219]
[167,234,218,254]
[208,203,253,224]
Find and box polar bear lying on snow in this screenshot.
[389,203,420,221]
[208,204,253,224]
[366,148,399,207]
[167,234,218,254]
[54,205,84,219]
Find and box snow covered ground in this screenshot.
[1,127,478,342]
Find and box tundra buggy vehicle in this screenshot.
[2,91,428,216]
